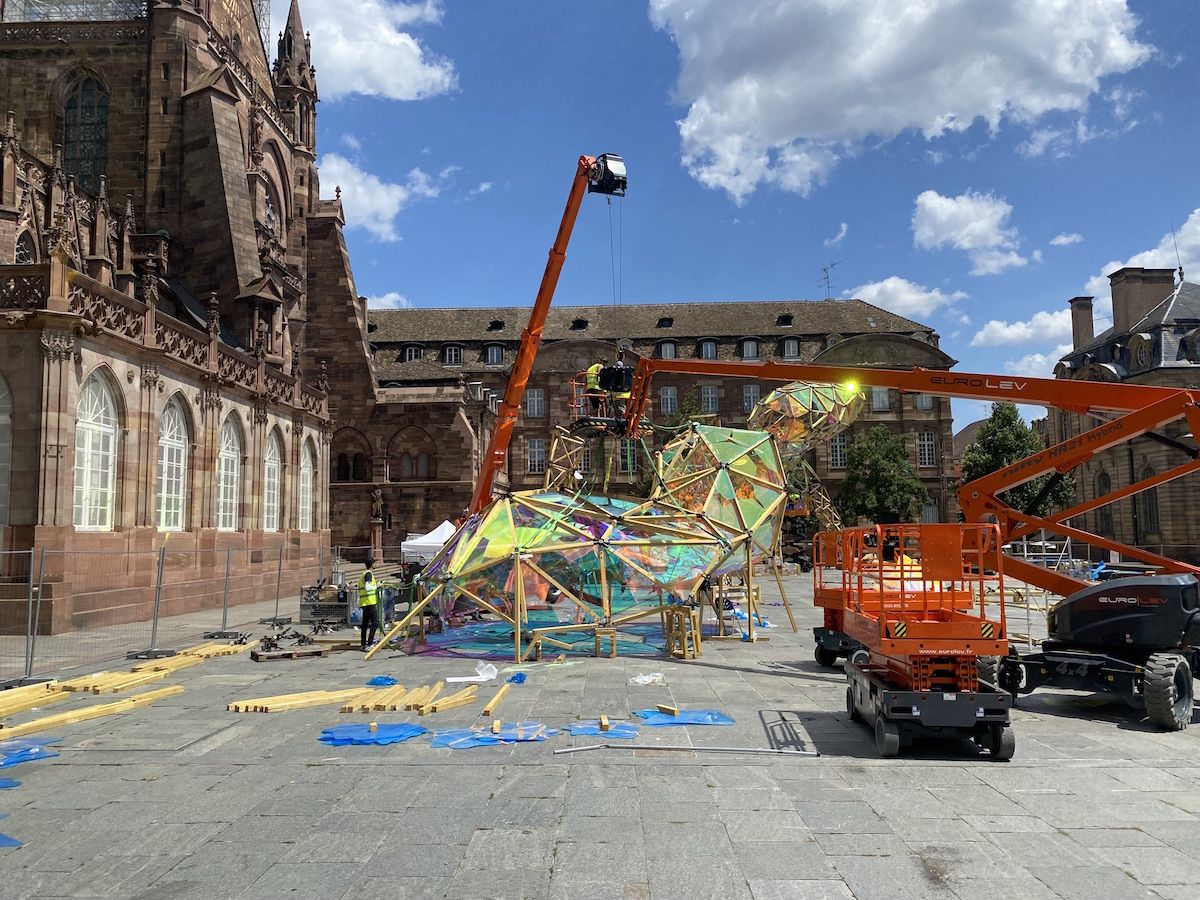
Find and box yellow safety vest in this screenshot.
[358,570,379,608]
[585,363,602,390]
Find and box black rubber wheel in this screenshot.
[874,716,900,757]
[814,643,839,667]
[846,686,862,722]
[849,648,871,667]
[977,656,1000,690]
[1144,653,1193,731]
[988,724,1015,761]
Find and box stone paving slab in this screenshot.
[0,574,1198,898]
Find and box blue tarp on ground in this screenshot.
[632,709,735,726]
[429,721,559,750]
[0,814,19,849]
[0,738,61,769]
[567,720,640,739]
[318,723,428,746]
[0,779,19,789]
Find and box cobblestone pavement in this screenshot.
[0,575,1198,899]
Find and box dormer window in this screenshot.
[699,340,717,360]
[659,341,677,360]
[443,345,463,366]
[570,318,588,331]
[485,344,504,366]
[776,314,793,327]
[488,319,505,331]
[741,339,760,360]
[657,316,674,328]
[403,345,422,363]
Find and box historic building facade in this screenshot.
[342,300,958,544]
[0,0,343,632]
[1050,266,1200,563]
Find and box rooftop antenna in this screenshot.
[819,261,840,300]
[1171,224,1184,283]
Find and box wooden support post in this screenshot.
[513,553,525,663]
[365,590,436,660]
[483,682,511,716]
[770,557,798,633]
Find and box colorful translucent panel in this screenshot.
[747,381,864,455]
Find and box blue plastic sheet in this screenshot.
[367,675,398,686]
[0,738,61,769]
[568,721,639,740]
[506,673,527,684]
[0,814,18,849]
[429,721,559,750]
[632,709,735,727]
[317,723,428,746]
[0,779,19,789]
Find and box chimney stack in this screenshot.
[1068,296,1094,350]
[1110,267,1176,334]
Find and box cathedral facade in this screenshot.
[0,0,346,632]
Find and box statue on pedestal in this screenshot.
[370,487,384,521]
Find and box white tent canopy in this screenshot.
[401,520,457,563]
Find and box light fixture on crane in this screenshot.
[588,154,627,196]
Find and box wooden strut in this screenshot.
[482,682,511,716]
[0,685,185,738]
[365,590,436,660]
[228,689,372,713]
[769,557,798,632]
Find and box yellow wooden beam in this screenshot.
[482,682,511,717]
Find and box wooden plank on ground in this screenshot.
[0,685,184,738]
[0,689,71,720]
[482,682,511,717]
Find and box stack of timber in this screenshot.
[0,681,68,719]
[52,670,170,695]
[0,685,184,738]
[334,682,482,716]
[179,641,258,659]
[227,688,374,713]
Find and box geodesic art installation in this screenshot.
[747,381,864,456]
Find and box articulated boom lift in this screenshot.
[621,358,1200,746]
[468,153,627,516]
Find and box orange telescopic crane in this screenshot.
[468,153,627,515]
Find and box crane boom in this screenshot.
[469,153,627,514]
[623,357,1200,597]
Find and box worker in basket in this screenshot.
[613,353,632,416]
[585,356,604,414]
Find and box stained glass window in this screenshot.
[61,75,108,195]
[14,232,36,265]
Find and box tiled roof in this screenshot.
[366,299,932,345]
[374,357,464,384]
[1062,280,1200,365]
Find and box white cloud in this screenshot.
[319,153,443,241]
[823,222,848,247]
[470,181,494,196]
[971,309,1073,346]
[1084,208,1199,310]
[270,0,455,101]
[340,133,362,151]
[913,190,1028,275]
[1050,232,1083,246]
[648,0,1151,202]
[1004,343,1073,377]
[366,292,413,309]
[847,276,967,317]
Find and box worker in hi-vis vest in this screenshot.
[585,357,604,414]
[358,557,381,651]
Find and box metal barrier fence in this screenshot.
[0,545,327,685]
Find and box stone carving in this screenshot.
[39,329,74,362]
[252,398,270,426]
[207,293,221,336]
[0,273,47,310]
[265,369,292,404]
[200,374,222,411]
[299,387,323,414]
[155,319,209,368]
[371,488,383,520]
[317,359,329,393]
[67,282,145,342]
[218,349,257,389]
[140,361,160,389]
[1,22,148,43]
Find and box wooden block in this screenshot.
[600,715,610,732]
[656,704,679,716]
[491,719,501,734]
[482,682,511,716]
[422,692,478,715]
[369,722,377,732]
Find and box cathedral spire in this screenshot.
[273,0,317,150]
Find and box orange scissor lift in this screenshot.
[814,523,1014,759]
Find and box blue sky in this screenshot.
[274,0,1200,423]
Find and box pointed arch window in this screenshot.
[14,232,37,266]
[156,398,188,531]
[74,373,119,530]
[299,440,316,533]
[61,75,109,195]
[335,453,350,482]
[263,190,278,236]
[217,416,243,531]
[264,432,282,532]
